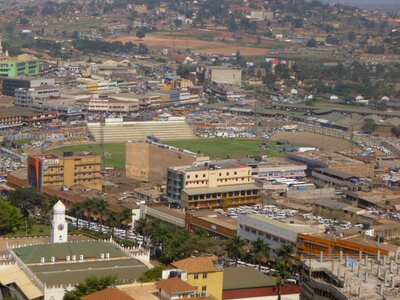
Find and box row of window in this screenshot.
[193,273,208,279]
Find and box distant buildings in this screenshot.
[28,152,102,191]
[204,66,242,86]
[165,160,260,209]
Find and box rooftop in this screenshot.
[156,277,196,294]
[183,183,259,196]
[223,267,276,290]
[82,288,135,300]
[171,256,219,273]
[172,160,249,172]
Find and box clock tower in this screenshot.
[50,200,68,243]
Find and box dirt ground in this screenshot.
[109,32,272,56]
[270,131,356,152]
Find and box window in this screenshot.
[202,273,207,279]
[234,171,237,175]
[194,273,199,279]
[203,174,206,178]
[187,175,190,179]
[195,174,198,178]
[227,172,230,176]
[202,286,207,291]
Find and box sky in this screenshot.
[319,0,400,11]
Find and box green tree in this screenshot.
[225,235,247,266]
[70,202,85,228]
[136,30,145,41]
[94,199,108,232]
[138,266,163,283]
[63,275,117,300]
[82,198,97,228]
[250,238,270,270]
[276,244,295,269]
[8,187,45,217]
[4,21,16,33]
[275,260,289,300]
[362,118,378,134]
[306,38,317,47]
[0,201,23,234]
[391,126,400,138]
[105,211,121,236]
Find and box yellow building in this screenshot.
[28,152,102,191]
[171,257,223,300]
[166,160,260,209]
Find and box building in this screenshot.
[0,77,55,96]
[238,214,323,258]
[0,53,39,78]
[205,67,242,85]
[297,228,399,258]
[85,98,139,114]
[0,107,55,129]
[14,86,61,107]
[186,210,238,238]
[111,93,168,109]
[223,267,299,300]
[171,256,224,300]
[165,160,260,209]
[82,288,135,300]
[243,157,307,180]
[156,277,198,300]
[311,168,362,191]
[300,254,399,300]
[0,201,149,300]
[28,152,102,191]
[125,141,208,184]
[288,151,375,178]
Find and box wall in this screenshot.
[126,142,198,184]
[223,285,300,300]
[187,271,223,300]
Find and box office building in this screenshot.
[205,66,242,85]
[238,214,323,258]
[28,152,102,191]
[0,78,55,96]
[14,86,61,107]
[165,160,260,209]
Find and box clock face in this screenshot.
[58,224,64,231]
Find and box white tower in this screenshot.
[50,200,68,243]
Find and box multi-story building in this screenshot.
[28,152,102,191]
[0,78,55,96]
[204,66,242,85]
[243,157,307,180]
[85,98,139,114]
[238,214,323,258]
[0,54,39,78]
[166,160,260,209]
[14,86,61,107]
[126,141,208,184]
[111,93,167,109]
[171,257,223,300]
[0,107,55,129]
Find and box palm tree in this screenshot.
[119,208,132,238]
[82,198,96,229]
[70,202,85,228]
[94,199,108,232]
[225,235,247,266]
[135,218,149,237]
[274,260,289,300]
[276,244,295,270]
[105,211,121,237]
[250,238,270,270]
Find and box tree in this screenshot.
[8,187,45,217]
[275,260,289,300]
[0,201,23,234]
[136,30,145,41]
[135,218,149,237]
[119,208,132,238]
[94,199,108,232]
[250,238,270,270]
[306,38,317,48]
[348,31,356,42]
[70,202,85,228]
[276,244,295,269]
[138,266,163,282]
[82,198,96,229]
[362,118,378,134]
[391,126,400,138]
[325,35,339,45]
[63,275,117,300]
[4,21,16,33]
[225,235,247,266]
[105,211,121,236]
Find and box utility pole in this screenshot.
[100,115,105,169]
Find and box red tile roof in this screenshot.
[156,277,196,294]
[82,288,135,300]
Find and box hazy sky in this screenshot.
[319,0,400,10]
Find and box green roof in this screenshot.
[183,183,259,196]
[29,258,147,285]
[14,241,126,264]
[223,267,276,290]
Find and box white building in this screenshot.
[50,200,68,243]
[238,214,323,257]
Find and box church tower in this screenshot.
[50,200,68,243]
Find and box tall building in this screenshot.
[165,160,260,209]
[125,141,208,184]
[0,78,55,96]
[28,152,102,191]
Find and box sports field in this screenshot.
[47,143,126,168]
[166,139,280,159]
[48,139,281,168]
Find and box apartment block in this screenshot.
[165,161,260,209]
[28,152,102,191]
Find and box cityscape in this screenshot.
[0,0,399,299]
